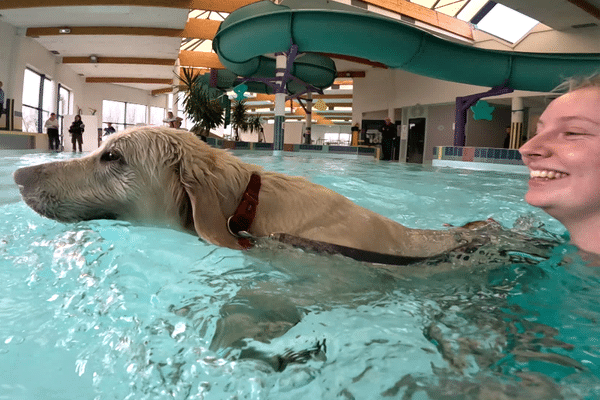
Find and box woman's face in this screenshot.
[519,86,600,223]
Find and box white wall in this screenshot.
[353,69,487,122]
[262,121,304,144]
[0,21,18,99]
[353,68,548,162]
[84,83,169,129]
[0,23,170,134]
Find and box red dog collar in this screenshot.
[227,173,261,249]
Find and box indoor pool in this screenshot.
[1,149,600,400]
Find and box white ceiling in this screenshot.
[1,4,185,92]
[2,6,187,29]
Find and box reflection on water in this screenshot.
[1,150,599,399]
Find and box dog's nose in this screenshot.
[13,165,42,188]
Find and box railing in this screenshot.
[207,137,378,158]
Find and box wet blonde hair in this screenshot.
[553,71,600,94]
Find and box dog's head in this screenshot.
[13,126,253,248]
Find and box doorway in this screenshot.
[406,118,426,164]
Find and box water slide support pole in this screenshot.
[510,97,524,149]
[273,53,287,152]
[305,93,312,144]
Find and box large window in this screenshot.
[22,68,54,133]
[58,85,71,117]
[102,100,148,132]
[150,106,166,126]
[324,132,351,145]
[126,103,147,126]
[57,84,72,136]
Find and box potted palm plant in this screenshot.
[177,68,224,141]
[248,115,263,135]
[230,99,249,142]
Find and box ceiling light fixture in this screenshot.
[58,28,71,34]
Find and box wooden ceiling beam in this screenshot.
[361,0,473,40]
[27,19,220,39]
[566,0,600,20]
[86,77,173,84]
[151,87,175,96]
[188,0,260,13]
[312,94,353,99]
[249,93,276,102]
[315,102,353,107]
[26,26,182,37]
[177,68,211,80]
[1,0,259,11]
[179,50,224,69]
[63,56,175,65]
[181,18,220,39]
[253,100,334,125]
[246,101,353,109]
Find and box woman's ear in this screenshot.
[178,153,241,250]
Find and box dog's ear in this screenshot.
[178,154,242,250]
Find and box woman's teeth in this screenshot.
[529,170,567,179]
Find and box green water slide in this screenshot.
[213,0,600,93]
[195,53,337,95]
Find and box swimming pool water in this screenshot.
[1,149,599,400]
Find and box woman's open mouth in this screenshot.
[529,169,569,180]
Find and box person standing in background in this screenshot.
[44,113,60,151]
[104,122,116,136]
[503,126,511,148]
[69,115,85,152]
[164,111,183,129]
[0,81,5,116]
[351,123,360,146]
[303,127,312,144]
[379,118,396,160]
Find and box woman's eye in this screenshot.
[100,150,122,162]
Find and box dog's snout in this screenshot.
[13,165,42,188]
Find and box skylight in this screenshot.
[182,10,229,52]
[473,3,539,43]
[456,0,489,21]
[411,0,539,44]
[434,0,470,17]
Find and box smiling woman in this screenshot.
[519,72,600,255]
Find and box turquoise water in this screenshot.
[1,149,600,399]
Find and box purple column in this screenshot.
[454,84,514,146]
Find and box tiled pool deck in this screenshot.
[432,146,528,173]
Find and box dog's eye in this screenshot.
[100,150,122,163]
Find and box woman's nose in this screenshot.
[519,132,550,159]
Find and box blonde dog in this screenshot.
[14,126,477,260]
